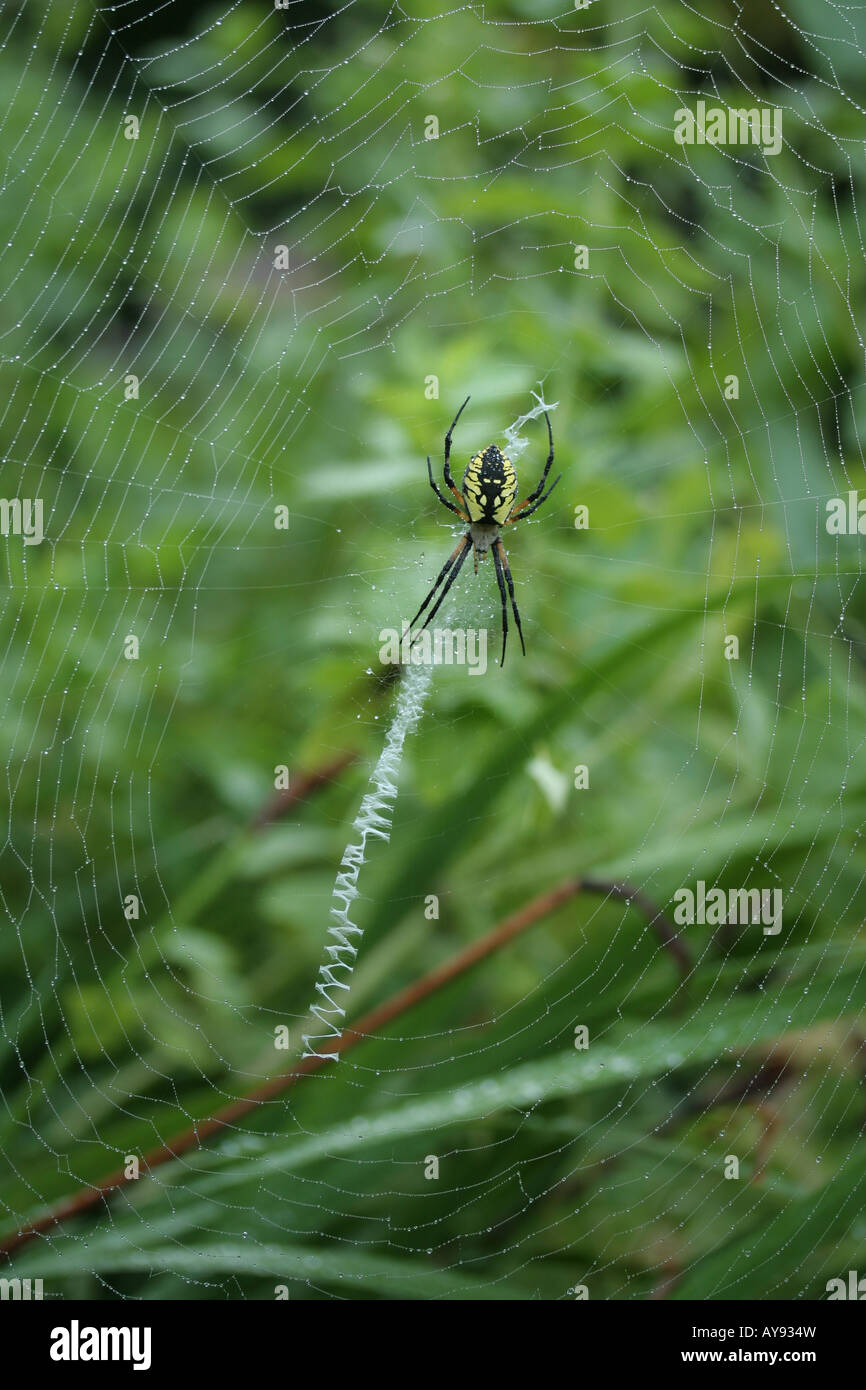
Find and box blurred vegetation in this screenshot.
[1,0,865,1299]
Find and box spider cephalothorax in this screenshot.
[409,396,560,666]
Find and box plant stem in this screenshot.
[0,874,680,1258]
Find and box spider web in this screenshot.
[1,0,866,1301]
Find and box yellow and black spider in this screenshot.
[409,396,560,665]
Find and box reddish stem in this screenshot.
[0,874,681,1257]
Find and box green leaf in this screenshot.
[9,1239,532,1301]
[673,1145,866,1300]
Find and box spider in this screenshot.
[409,396,560,665]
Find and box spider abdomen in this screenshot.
[462,445,518,525]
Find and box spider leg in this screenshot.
[409,534,472,632]
[443,395,471,507]
[506,410,560,523]
[494,537,525,660]
[506,472,561,524]
[427,455,468,519]
[491,536,509,666]
[413,533,472,637]
[529,408,555,503]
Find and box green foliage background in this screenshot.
[1,0,865,1299]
